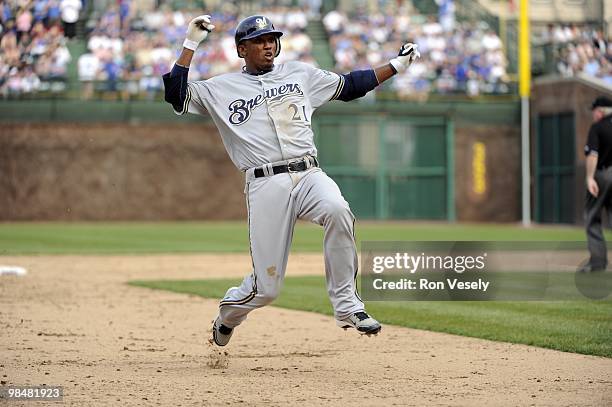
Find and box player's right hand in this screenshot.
[183,15,215,51]
[389,42,420,73]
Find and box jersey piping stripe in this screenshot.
[172,78,191,116]
[351,217,363,302]
[219,273,257,306]
[330,74,345,101]
[353,265,362,302]
[219,288,256,306]
[180,86,192,115]
[219,182,258,307]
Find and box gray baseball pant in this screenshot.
[218,167,364,328]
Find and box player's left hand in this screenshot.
[389,43,420,73]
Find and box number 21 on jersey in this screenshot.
[288,103,309,123]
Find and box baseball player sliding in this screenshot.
[163,14,420,346]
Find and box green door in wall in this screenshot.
[536,113,575,223]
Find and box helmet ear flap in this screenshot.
[236,43,244,58]
[275,37,281,57]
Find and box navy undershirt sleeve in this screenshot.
[162,64,190,113]
[336,69,379,102]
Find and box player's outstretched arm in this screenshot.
[176,14,215,66]
[335,42,419,102]
[162,15,214,113]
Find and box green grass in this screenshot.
[5,220,608,356]
[130,276,612,358]
[0,221,606,255]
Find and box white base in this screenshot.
[0,266,27,276]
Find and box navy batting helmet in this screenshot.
[234,15,283,58]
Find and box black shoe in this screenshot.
[578,263,607,273]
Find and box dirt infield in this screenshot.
[1,254,611,406]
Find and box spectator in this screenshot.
[482,29,502,51]
[60,0,82,39]
[99,53,121,95]
[302,0,321,19]
[436,0,455,32]
[32,0,48,23]
[323,10,345,35]
[1,1,12,23]
[15,6,33,42]
[46,0,62,26]
[78,51,100,99]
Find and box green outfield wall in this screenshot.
[0,99,520,221]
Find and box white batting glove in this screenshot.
[183,15,215,51]
[389,43,420,73]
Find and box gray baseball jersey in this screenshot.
[173,60,364,329]
[176,61,345,170]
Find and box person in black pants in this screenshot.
[581,96,612,272]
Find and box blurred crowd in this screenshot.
[2,0,611,100]
[535,24,612,85]
[0,0,315,99]
[324,7,509,99]
[78,2,314,99]
[0,0,80,97]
